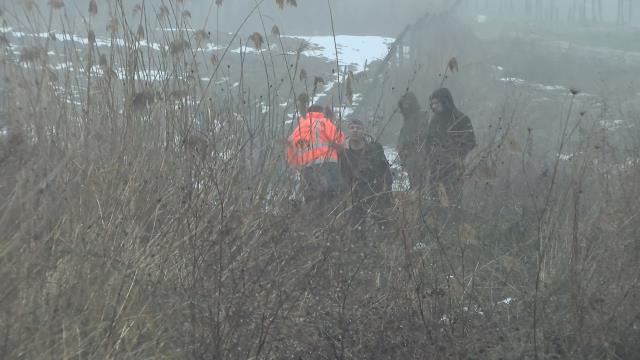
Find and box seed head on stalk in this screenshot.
[48,0,64,10]
[271,25,280,37]
[89,0,97,16]
[249,32,264,49]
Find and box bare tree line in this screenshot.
[467,0,636,24]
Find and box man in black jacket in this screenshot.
[425,88,476,212]
[339,119,393,238]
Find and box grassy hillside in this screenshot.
[470,15,640,52]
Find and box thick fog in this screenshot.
[18,0,637,35]
[3,1,638,36]
[3,0,640,358]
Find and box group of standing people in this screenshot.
[286,88,476,236]
[398,88,476,213]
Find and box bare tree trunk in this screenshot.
[535,0,541,18]
[629,0,633,24]
[599,0,603,21]
[618,0,624,24]
[569,1,580,22]
[547,0,551,20]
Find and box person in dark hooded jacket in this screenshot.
[397,92,428,190]
[425,88,476,210]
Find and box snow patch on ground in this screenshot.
[493,64,596,97]
[498,297,514,305]
[285,35,394,73]
[114,68,168,82]
[231,43,277,54]
[599,119,628,130]
[499,77,527,85]
[558,153,574,161]
[311,80,337,104]
[155,27,195,32]
[383,146,410,191]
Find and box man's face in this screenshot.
[430,97,443,114]
[349,123,365,140]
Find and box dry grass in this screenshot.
[0,1,639,359]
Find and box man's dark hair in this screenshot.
[398,92,421,117]
[349,119,364,126]
[429,88,456,112]
[307,104,324,113]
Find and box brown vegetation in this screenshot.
[0,1,639,359]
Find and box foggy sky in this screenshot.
[2,1,638,37]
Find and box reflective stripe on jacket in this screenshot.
[287,112,345,167]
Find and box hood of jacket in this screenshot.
[429,87,465,120]
[398,92,421,118]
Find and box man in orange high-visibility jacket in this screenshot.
[287,105,345,207]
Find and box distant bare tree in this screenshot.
[618,0,625,24]
[568,0,586,22]
[535,0,542,19]
[547,0,556,20]
[599,0,603,21]
[568,2,574,22]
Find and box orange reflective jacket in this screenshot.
[287,112,345,167]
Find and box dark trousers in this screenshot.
[421,160,464,227]
[347,188,393,240]
[301,162,340,213]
